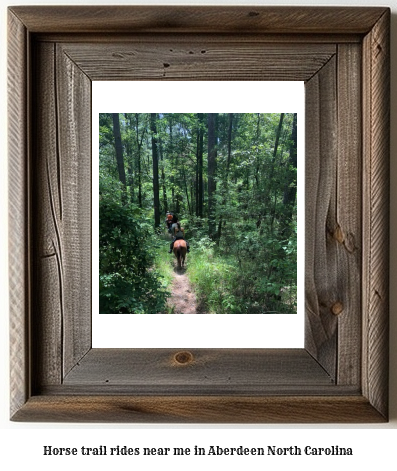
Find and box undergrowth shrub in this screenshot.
[99,198,169,314]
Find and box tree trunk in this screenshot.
[254,113,261,187]
[268,113,286,234]
[226,113,234,178]
[217,113,234,241]
[197,113,204,218]
[281,113,298,238]
[135,114,143,208]
[273,113,285,161]
[150,113,161,228]
[257,113,285,232]
[125,113,134,204]
[168,119,175,212]
[182,164,191,215]
[207,113,217,238]
[159,136,168,215]
[112,113,126,186]
[195,130,199,216]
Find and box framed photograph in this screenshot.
[8,6,390,423]
[92,82,305,349]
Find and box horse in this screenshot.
[173,239,187,268]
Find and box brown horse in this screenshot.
[173,239,187,268]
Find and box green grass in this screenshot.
[152,240,175,291]
[185,238,296,314]
[185,240,240,314]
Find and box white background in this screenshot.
[1,0,397,470]
[92,81,305,348]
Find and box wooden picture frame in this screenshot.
[8,6,390,423]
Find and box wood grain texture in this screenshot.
[336,44,362,386]
[62,349,333,391]
[11,396,385,424]
[8,6,390,423]
[32,42,63,387]
[362,9,390,419]
[304,57,338,378]
[8,10,30,419]
[303,43,363,386]
[32,42,92,387]
[34,33,363,45]
[9,6,387,34]
[60,42,335,82]
[55,45,91,377]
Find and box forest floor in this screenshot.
[166,261,200,314]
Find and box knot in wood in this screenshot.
[333,225,344,244]
[331,302,344,316]
[174,351,194,365]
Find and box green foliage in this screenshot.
[185,237,238,313]
[151,240,175,289]
[187,230,296,313]
[99,197,169,314]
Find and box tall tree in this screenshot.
[281,113,297,238]
[255,113,285,232]
[269,113,286,234]
[112,113,126,186]
[168,117,176,211]
[226,113,234,178]
[273,113,285,161]
[150,113,161,228]
[124,113,135,204]
[207,113,217,238]
[134,113,146,208]
[217,113,234,240]
[158,135,168,214]
[196,113,205,218]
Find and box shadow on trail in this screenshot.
[173,266,187,275]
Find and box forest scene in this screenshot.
[99,112,297,315]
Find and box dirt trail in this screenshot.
[166,263,198,314]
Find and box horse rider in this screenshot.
[168,215,190,253]
[165,211,174,232]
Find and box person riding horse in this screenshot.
[165,211,173,232]
[169,215,190,253]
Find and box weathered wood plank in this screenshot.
[32,42,63,387]
[56,46,91,377]
[336,43,362,385]
[61,42,335,82]
[41,384,360,396]
[362,9,390,419]
[304,57,338,378]
[32,42,92,386]
[63,349,333,387]
[9,6,387,34]
[11,395,386,423]
[8,9,30,418]
[33,33,363,45]
[35,257,62,385]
